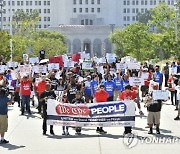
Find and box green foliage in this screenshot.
[111,2,180,61]
[0,31,11,61]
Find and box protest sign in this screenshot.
[54,91,64,102]
[127,62,141,70]
[48,63,59,71]
[171,67,177,75]
[32,65,40,73]
[19,65,31,77]
[81,52,90,60]
[106,53,116,63]
[29,57,39,64]
[129,77,144,86]
[152,90,169,100]
[7,62,18,68]
[23,54,29,62]
[47,100,135,127]
[82,61,93,70]
[39,65,47,74]
[64,60,74,68]
[99,57,107,64]
[116,63,126,70]
[0,65,6,73]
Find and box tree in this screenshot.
[0,31,11,61]
[137,10,152,24]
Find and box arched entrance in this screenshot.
[93,39,102,58]
[83,39,91,55]
[73,39,81,53]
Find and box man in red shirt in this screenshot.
[94,84,109,134]
[20,75,32,115]
[120,85,143,134]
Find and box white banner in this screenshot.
[7,62,18,68]
[82,61,93,70]
[152,90,169,100]
[116,63,126,70]
[0,65,6,73]
[29,57,39,64]
[48,63,59,71]
[129,77,144,86]
[64,60,74,68]
[47,100,135,127]
[127,62,141,70]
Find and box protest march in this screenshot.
[0,52,180,143]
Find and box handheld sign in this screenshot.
[129,77,143,86]
[82,61,93,70]
[152,90,169,100]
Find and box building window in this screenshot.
[171,0,174,5]
[26,1,29,5]
[44,1,47,5]
[44,9,46,13]
[127,16,130,21]
[136,16,139,21]
[90,20,93,25]
[141,8,144,13]
[132,1,135,5]
[73,8,76,13]
[81,20,84,25]
[21,1,23,5]
[39,17,41,21]
[73,0,76,4]
[124,8,126,13]
[44,17,47,21]
[35,1,38,5]
[136,0,139,5]
[86,0,88,4]
[39,25,41,28]
[123,0,126,5]
[30,1,32,5]
[150,0,153,5]
[127,0,130,5]
[26,9,29,13]
[79,0,82,4]
[145,0,147,5]
[91,8,94,12]
[44,25,47,28]
[141,0,144,5]
[136,8,139,13]
[39,9,41,13]
[91,0,94,4]
[127,8,130,13]
[132,16,136,21]
[12,1,15,6]
[47,1,50,5]
[17,1,20,6]
[97,0,100,4]
[85,8,88,13]
[39,1,41,5]
[132,8,135,13]
[79,8,82,12]
[48,17,50,21]
[154,0,156,5]
[123,16,126,21]
[47,9,50,13]
[97,8,100,12]
[85,19,88,25]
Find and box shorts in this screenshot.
[0,115,8,132]
[147,112,160,125]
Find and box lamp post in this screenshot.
[0,0,5,30]
[10,0,13,61]
[174,0,179,41]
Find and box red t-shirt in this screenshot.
[119,90,136,100]
[167,76,173,88]
[37,80,46,96]
[95,90,109,102]
[21,80,31,96]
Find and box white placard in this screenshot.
[64,60,74,68]
[81,52,90,60]
[97,66,104,74]
[152,90,169,100]
[23,54,29,62]
[116,63,126,70]
[8,62,18,68]
[11,69,18,80]
[0,65,6,73]
[48,63,59,71]
[29,57,39,64]
[127,62,141,70]
[32,65,40,73]
[19,65,32,77]
[54,91,64,102]
[82,61,93,70]
[129,77,144,86]
[39,65,47,74]
[171,67,177,75]
[99,57,107,63]
[141,72,149,80]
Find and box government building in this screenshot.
[0,0,176,56]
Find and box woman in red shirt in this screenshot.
[20,75,32,115]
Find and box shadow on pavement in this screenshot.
[45,133,124,139]
[0,143,25,150]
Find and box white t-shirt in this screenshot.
[175,85,180,100]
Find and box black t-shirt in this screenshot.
[71,98,85,104]
[40,90,56,112]
[65,83,81,103]
[50,77,59,90]
[147,100,162,112]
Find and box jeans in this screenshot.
[21,95,30,113]
[171,90,177,106]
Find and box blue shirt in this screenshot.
[121,79,129,91]
[154,71,163,84]
[0,96,9,115]
[90,80,98,95]
[114,77,123,91]
[5,74,12,80]
[84,81,91,96]
[104,80,116,97]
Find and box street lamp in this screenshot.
[174,0,179,41]
[0,0,5,30]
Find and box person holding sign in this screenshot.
[174,80,180,120]
[153,65,163,90]
[120,85,143,134]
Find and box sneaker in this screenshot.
[156,130,160,134]
[174,116,180,120]
[66,132,70,136]
[75,132,81,135]
[62,131,66,135]
[0,139,9,144]
[50,130,55,135]
[96,129,100,133]
[99,130,107,134]
[148,128,153,134]
[28,111,32,115]
[21,112,24,115]
[43,131,46,135]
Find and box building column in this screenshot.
[81,42,84,52]
[91,43,94,57]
